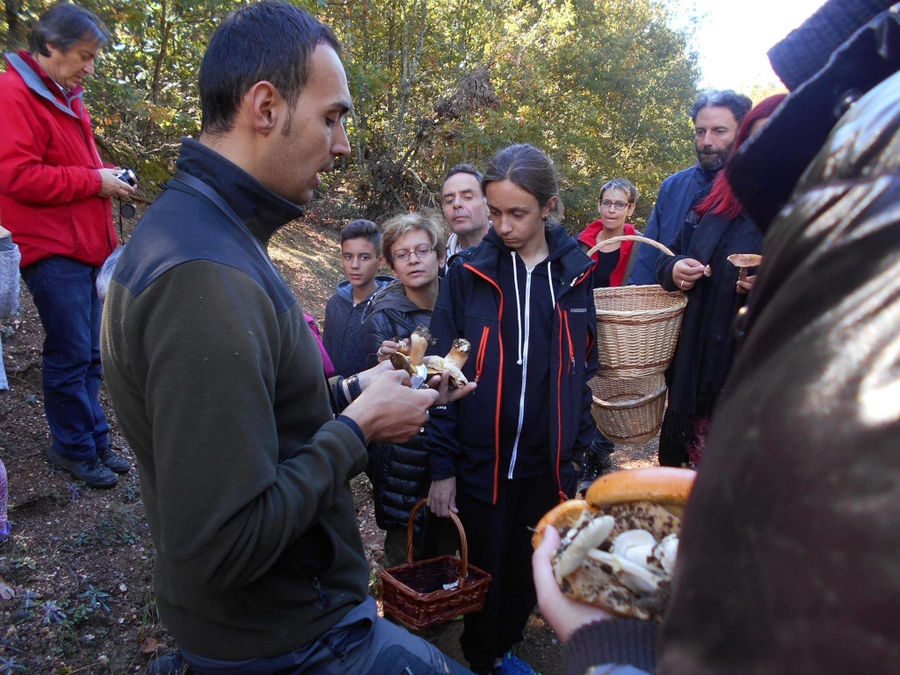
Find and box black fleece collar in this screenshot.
[174,138,304,245]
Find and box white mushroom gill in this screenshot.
[555,515,615,581]
[653,533,679,576]
[587,549,661,595]
[612,529,657,567]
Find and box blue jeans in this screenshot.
[21,256,108,461]
[181,597,472,674]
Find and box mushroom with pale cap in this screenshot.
[727,253,763,294]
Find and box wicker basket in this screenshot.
[587,234,687,379]
[589,374,667,444]
[379,500,491,631]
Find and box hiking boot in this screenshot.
[45,448,118,489]
[148,650,192,674]
[578,451,613,494]
[97,446,131,474]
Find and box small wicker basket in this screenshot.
[589,374,667,445]
[587,235,687,379]
[379,500,491,631]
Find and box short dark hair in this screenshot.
[689,89,753,125]
[483,144,560,216]
[340,219,381,251]
[29,3,110,56]
[444,163,483,187]
[199,1,340,134]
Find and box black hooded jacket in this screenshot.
[424,226,597,505]
[361,279,435,530]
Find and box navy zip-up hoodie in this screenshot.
[323,275,393,377]
[424,225,597,504]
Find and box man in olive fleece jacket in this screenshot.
[100,3,472,673]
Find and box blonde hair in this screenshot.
[381,212,447,267]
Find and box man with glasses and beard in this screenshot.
[629,90,751,286]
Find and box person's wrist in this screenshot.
[345,374,362,400]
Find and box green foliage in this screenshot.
[2,0,700,225]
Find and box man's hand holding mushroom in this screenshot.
[343,366,438,444]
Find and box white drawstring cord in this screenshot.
[547,260,556,309]
[512,251,524,365]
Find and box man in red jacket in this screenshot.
[0,4,135,488]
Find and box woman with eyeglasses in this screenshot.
[361,212,455,567]
[576,178,640,288]
[655,94,786,468]
[424,144,596,673]
[574,178,640,490]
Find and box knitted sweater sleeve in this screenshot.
[565,619,658,675]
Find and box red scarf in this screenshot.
[577,221,635,287]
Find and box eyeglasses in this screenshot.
[601,199,630,211]
[392,244,435,263]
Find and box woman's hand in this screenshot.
[672,258,707,291]
[532,525,613,642]
[427,477,457,517]
[375,338,407,363]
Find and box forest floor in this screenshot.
[0,213,655,674]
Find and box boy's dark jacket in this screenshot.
[323,275,392,377]
[425,226,597,505]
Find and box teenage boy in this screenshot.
[323,219,392,377]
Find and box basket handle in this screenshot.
[586,234,674,258]
[406,499,468,583]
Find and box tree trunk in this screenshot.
[143,0,170,144]
[4,0,23,50]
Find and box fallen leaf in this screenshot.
[141,636,162,654]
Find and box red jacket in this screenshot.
[577,221,635,287]
[0,50,115,268]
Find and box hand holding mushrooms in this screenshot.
[389,327,471,389]
[532,467,695,623]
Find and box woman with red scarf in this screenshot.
[574,178,639,489]
[577,178,639,288]
[655,94,786,468]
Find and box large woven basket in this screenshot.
[587,235,687,379]
[379,500,491,631]
[589,374,667,445]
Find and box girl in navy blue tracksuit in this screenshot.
[424,144,597,674]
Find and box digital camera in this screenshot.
[116,168,137,187]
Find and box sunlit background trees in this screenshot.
[2,0,702,229]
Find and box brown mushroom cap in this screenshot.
[726,253,763,268]
[585,467,696,519]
